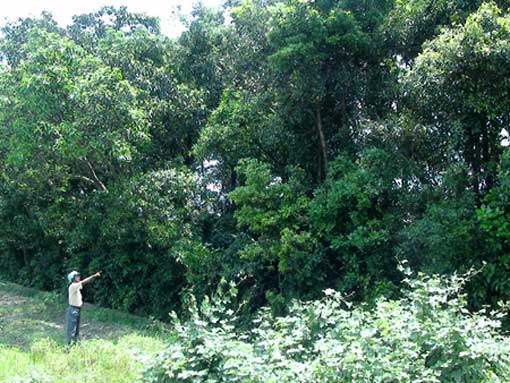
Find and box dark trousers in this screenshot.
[66,305,81,345]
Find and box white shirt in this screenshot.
[68,282,83,307]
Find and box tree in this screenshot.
[267,0,371,181]
[175,4,227,110]
[67,5,160,49]
[309,149,403,298]
[229,159,321,307]
[384,0,510,61]
[68,9,207,167]
[403,2,510,197]
[0,26,149,288]
[477,149,510,305]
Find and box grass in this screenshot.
[0,280,169,382]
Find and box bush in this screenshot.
[141,271,510,383]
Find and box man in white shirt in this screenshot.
[66,270,101,345]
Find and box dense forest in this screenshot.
[1,0,510,324]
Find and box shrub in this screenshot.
[141,271,510,383]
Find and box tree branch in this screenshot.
[81,157,108,192]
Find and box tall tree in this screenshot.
[403,2,510,196]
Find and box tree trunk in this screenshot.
[315,100,328,180]
[481,119,493,192]
[466,124,480,198]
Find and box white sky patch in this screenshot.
[0,0,224,38]
[206,182,222,192]
[203,159,219,168]
[502,128,509,147]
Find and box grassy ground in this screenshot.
[0,280,169,382]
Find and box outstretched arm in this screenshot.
[81,271,102,285]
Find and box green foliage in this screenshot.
[142,272,510,382]
[477,149,510,303]
[230,159,320,296]
[405,2,510,118]
[0,11,206,317]
[403,2,510,194]
[68,5,160,44]
[265,0,392,181]
[1,0,510,324]
[176,5,227,110]
[384,0,510,59]
[397,163,483,275]
[194,89,293,189]
[268,0,369,100]
[76,169,199,316]
[93,27,207,166]
[0,26,149,291]
[310,149,401,298]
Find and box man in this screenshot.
[66,270,101,345]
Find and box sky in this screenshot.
[0,0,224,37]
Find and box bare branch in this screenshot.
[81,157,108,192]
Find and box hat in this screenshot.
[67,270,80,283]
